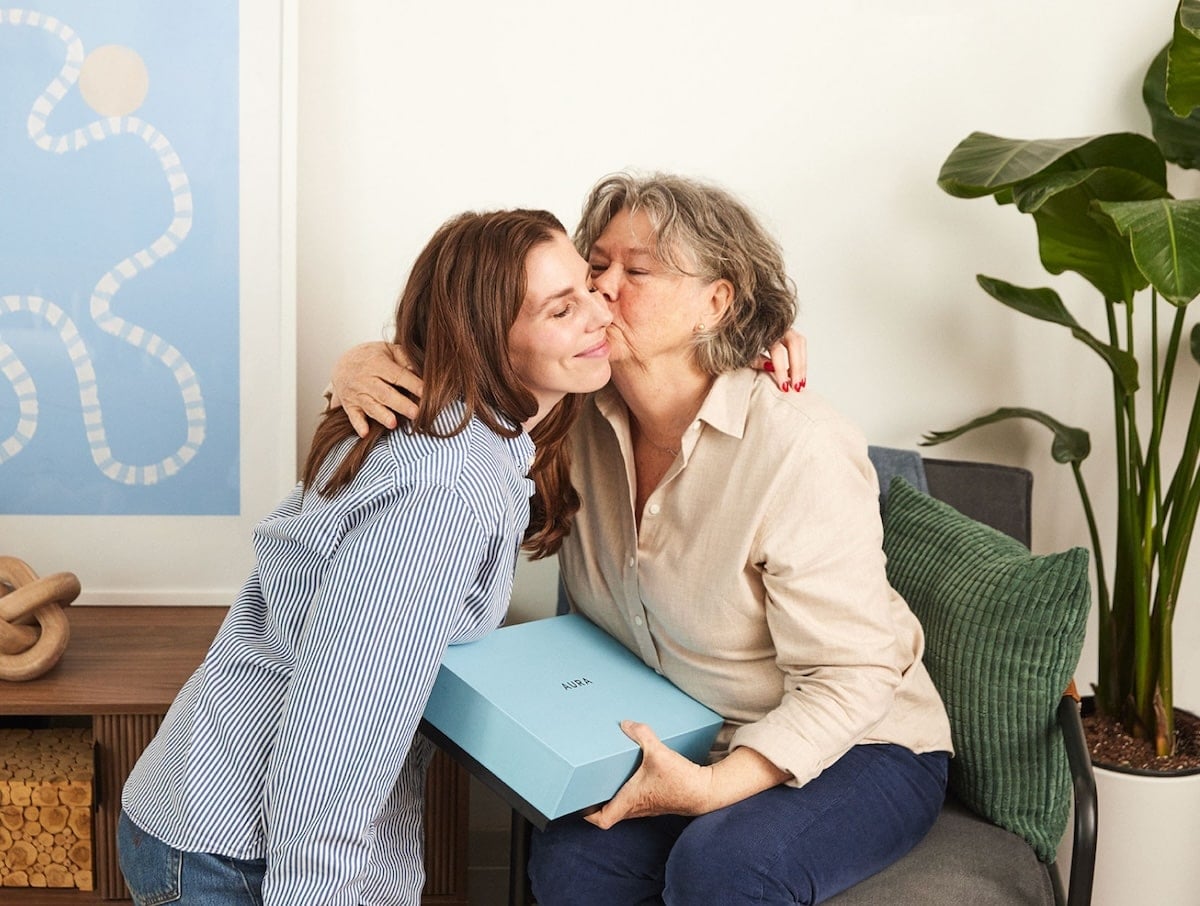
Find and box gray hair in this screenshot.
[574,172,797,374]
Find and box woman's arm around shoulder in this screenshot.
[329,341,424,436]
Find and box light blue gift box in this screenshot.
[420,613,724,828]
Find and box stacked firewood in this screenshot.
[0,727,93,890]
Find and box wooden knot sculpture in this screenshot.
[0,557,79,682]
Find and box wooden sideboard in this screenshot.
[0,606,469,904]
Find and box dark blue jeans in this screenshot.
[528,744,948,906]
[118,811,266,906]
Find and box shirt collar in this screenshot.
[506,429,536,474]
[693,369,755,441]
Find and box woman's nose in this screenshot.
[589,290,614,328]
[592,267,618,301]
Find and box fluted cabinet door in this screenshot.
[92,714,162,899]
[421,750,470,904]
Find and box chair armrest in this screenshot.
[1056,692,1097,906]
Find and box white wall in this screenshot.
[296,0,1198,747]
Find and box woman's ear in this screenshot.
[706,278,734,327]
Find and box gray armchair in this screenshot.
[506,450,1097,906]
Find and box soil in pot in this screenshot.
[1083,703,1200,774]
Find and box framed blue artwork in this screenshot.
[0,2,295,602]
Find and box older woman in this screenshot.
[333,173,952,906]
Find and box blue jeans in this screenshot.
[118,811,266,906]
[528,744,948,906]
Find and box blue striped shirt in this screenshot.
[122,404,535,905]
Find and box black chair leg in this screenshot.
[509,810,534,906]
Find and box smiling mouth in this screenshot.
[577,340,611,358]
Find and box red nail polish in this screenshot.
[796,379,807,391]
[781,381,790,392]
[762,360,775,372]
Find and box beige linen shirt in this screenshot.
[557,369,953,787]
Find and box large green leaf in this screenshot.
[1098,198,1200,305]
[937,132,1166,198]
[977,276,1140,393]
[1168,0,1200,116]
[921,407,1091,465]
[1012,168,1166,303]
[1145,45,1200,169]
[1011,167,1168,215]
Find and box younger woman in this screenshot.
[118,209,612,905]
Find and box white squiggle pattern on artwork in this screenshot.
[0,8,205,485]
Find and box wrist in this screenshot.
[705,747,790,812]
[695,763,717,814]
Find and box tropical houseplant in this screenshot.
[926,0,1200,765]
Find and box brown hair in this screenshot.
[575,172,797,374]
[302,209,583,558]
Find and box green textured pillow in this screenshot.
[882,476,1090,862]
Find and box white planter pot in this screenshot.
[1090,763,1200,905]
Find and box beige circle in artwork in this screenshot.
[79,44,149,117]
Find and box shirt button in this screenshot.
[634,615,644,627]
[627,556,636,568]
[648,503,661,515]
